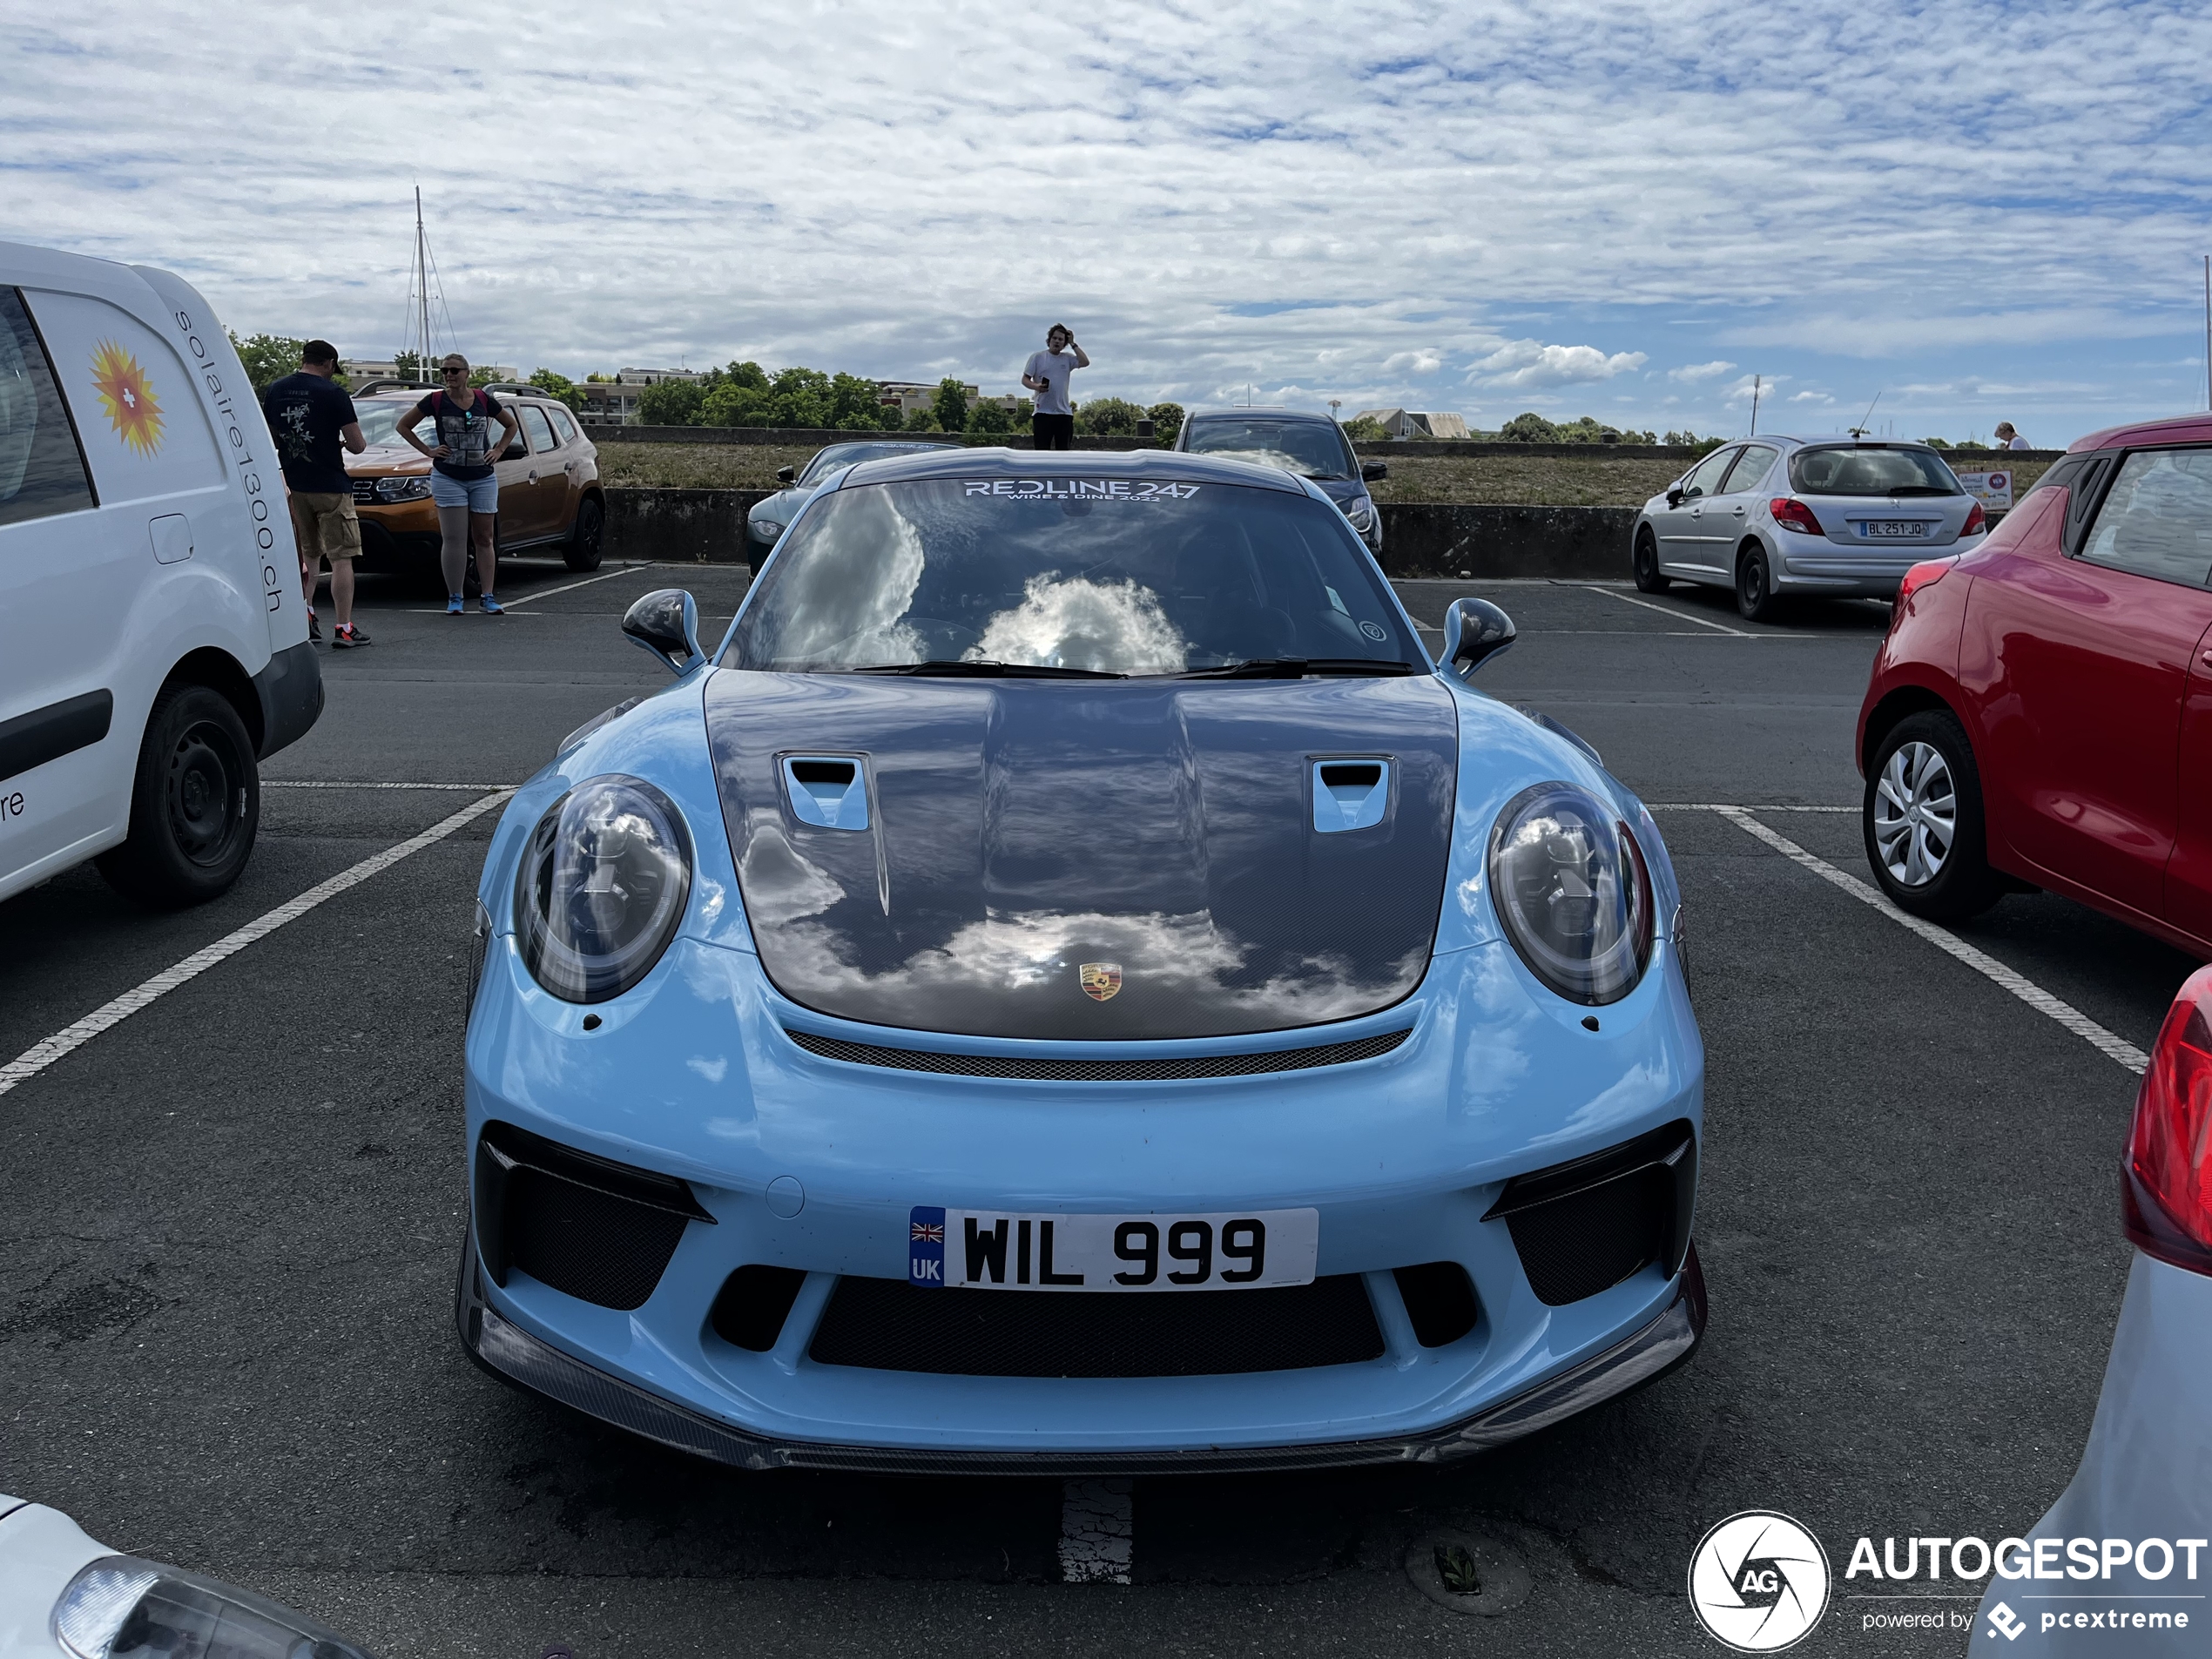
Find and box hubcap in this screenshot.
[1873,740,1956,887]
[165,721,243,867]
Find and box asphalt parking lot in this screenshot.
[0,557,2188,1656]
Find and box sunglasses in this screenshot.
[442,367,468,377]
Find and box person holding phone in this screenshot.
[1022,324,1089,450]
[396,354,521,614]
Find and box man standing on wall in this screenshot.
[262,340,369,647]
[1022,325,1089,450]
[396,354,522,614]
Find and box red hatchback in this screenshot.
[1858,414,2212,950]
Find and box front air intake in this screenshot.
[474,1122,715,1311]
[1486,1120,1696,1307]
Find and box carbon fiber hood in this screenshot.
[704,670,1458,1040]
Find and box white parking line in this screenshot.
[1060,1480,1134,1584]
[500,561,661,611]
[1581,586,1753,636]
[266,780,515,792]
[1710,806,2149,1075]
[0,789,514,1099]
[1653,803,1856,813]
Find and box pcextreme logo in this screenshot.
[1689,1511,1832,1652]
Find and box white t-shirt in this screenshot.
[2005,434,2032,450]
[1026,349,1076,416]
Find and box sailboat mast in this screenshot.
[415,188,431,376]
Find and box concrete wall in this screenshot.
[606,487,1638,580]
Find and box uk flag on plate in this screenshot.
[909,1205,946,1286]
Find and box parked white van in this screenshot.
[1,241,320,907]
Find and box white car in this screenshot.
[0,1496,373,1657]
[1629,436,1986,621]
[1,239,320,908]
[1972,965,2212,1654]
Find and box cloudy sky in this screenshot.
[10,0,2212,443]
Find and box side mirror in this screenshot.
[1665,488,1685,508]
[775,465,796,484]
[503,440,527,461]
[1360,460,1389,482]
[623,588,705,676]
[1440,597,1516,679]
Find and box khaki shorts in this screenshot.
[290,491,362,562]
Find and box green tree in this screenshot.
[1500,411,1561,442]
[230,332,305,394]
[468,365,500,388]
[830,372,886,431]
[1079,396,1146,436]
[1922,436,1952,449]
[966,399,1012,435]
[903,407,942,433]
[637,380,705,426]
[698,380,769,427]
[932,377,970,433]
[1341,415,1386,442]
[877,401,907,430]
[1146,402,1185,443]
[528,368,584,411]
[723,360,771,392]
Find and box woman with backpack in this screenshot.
[396,354,523,613]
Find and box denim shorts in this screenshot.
[430,470,499,513]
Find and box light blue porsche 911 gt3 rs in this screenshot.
[455,447,1707,1474]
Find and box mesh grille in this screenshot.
[784,1026,1412,1082]
[1505,1166,1669,1306]
[508,1169,689,1311]
[809,1274,1385,1378]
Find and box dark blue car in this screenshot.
[1174,408,1386,557]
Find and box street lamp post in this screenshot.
[1329,399,1342,423]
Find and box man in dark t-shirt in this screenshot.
[262,341,369,645]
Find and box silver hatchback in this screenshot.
[1629,437,1986,620]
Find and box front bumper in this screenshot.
[456,921,1704,1467]
[456,1232,1704,1474]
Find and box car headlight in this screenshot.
[54,1554,373,1659]
[514,777,692,1003]
[750,515,786,541]
[1487,782,1655,1006]
[1344,496,1374,530]
[372,475,432,501]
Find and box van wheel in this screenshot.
[564,496,605,572]
[1736,544,1784,622]
[1864,710,2003,921]
[97,685,260,907]
[1634,528,1669,592]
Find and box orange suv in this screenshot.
[346,386,606,578]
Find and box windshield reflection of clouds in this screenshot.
[759,485,927,664]
[965,573,1188,673]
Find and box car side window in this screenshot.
[0,287,98,529]
[1719,443,1779,494]
[2075,449,2212,588]
[519,406,557,454]
[1680,448,1738,500]
[549,407,579,446]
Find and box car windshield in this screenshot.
[799,441,953,485]
[355,401,423,449]
[1789,445,1960,497]
[1181,419,1353,481]
[727,475,1419,676]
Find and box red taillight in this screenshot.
[1769,497,1824,535]
[1895,559,1952,608]
[1961,501,1986,536]
[2124,964,2212,1275]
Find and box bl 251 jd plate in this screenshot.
[908,1206,1319,1291]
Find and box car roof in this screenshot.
[2070,414,2212,452]
[1183,407,1337,424]
[834,445,1307,493]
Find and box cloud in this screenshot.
[1381,349,1442,374]
[1670,361,1737,383]
[1469,341,1649,390]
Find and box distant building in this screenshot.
[874,381,1019,421]
[1356,408,1469,440]
[617,368,702,386]
[578,382,644,425]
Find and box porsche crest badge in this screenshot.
[1078,962,1123,1002]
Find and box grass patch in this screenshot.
[592,442,2054,508]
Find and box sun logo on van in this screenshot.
[90,341,164,455]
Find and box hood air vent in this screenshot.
[783,756,869,829]
[1312,759,1389,833]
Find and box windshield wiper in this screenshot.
[1170,658,1420,679]
[846,659,1128,679]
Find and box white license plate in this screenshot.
[907,1206,1319,1291]
[1861,520,1928,538]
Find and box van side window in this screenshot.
[0,288,97,529]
